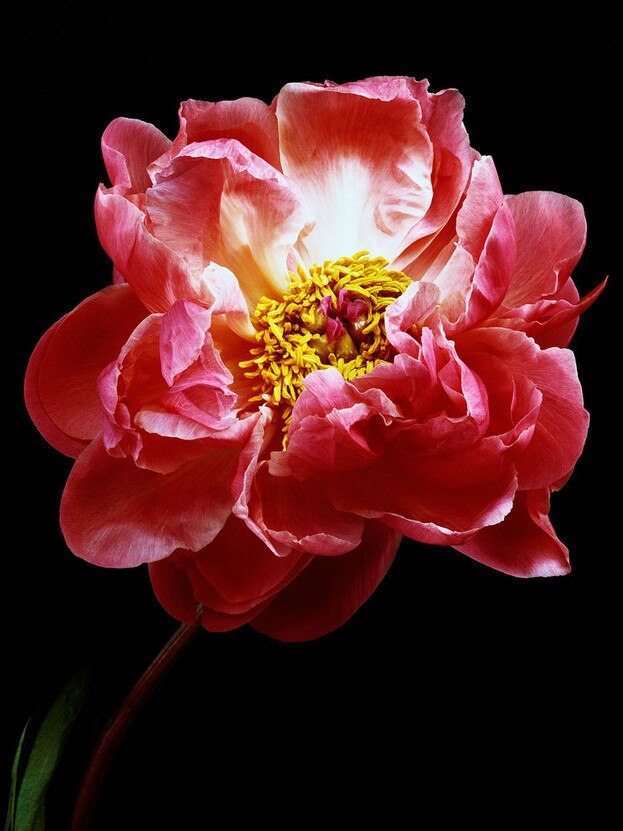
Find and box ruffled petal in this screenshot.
[146,139,307,305]
[192,516,310,611]
[485,191,604,347]
[149,556,273,632]
[246,463,365,557]
[252,521,401,642]
[276,79,434,264]
[60,437,242,567]
[24,285,147,457]
[504,191,586,304]
[455,489,570,577]
[274,344,518,546]
[95,185,200,312]
[102,117,171,193]
[458,327,589,489]
[432,157,516,334]
[166,97,280,169]
[149,515,311,629]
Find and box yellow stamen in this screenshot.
[240,252,411,447]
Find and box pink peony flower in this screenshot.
[25,77,603,641]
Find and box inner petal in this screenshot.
[277,83,434,266]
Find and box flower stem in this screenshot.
[71,620,201,830]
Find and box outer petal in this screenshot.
[486,191,604,347]
[149,556,197,624]
[276,79,434,264]
[504,191,586,304]
[102,117,171,193]
[458,328,589,489]
[149,516,311,630]
[95,185,200,312]
[60,437,242,567]
[252,521,401,642]
[24,285,147,457]
[455,489,570,577]
[146,139,307,305]
[489,278,606,349]
[149,555,273,632]
[190,516,311,613]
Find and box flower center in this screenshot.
[240,251,410,445]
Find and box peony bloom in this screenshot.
[25,77,603,641]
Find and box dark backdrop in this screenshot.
[4,4,618,827]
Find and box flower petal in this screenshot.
[436,158,516,334]
[24,285,147,457]
[189,516,311,612]
[245,461,365,557]
[146,139,307,304]
[276,78,434,264]
[95,185,199,312]
[251,521,401,642]
[102,117,171,193]
[149,556,273,632]
[149,556,197,624]
[504,191,586,305]
[60,437,242,566]
[169,97,280,169]
[454,489,570,577]
[458,327,589,489]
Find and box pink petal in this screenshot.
[98,301,255,474]
[246,462,365,557]
[432,158,515,334]
[455,489,570,577]
[391,83,477,269]
[483,191,605,347]
[146,139,307,304]
[169,97,280,169]
[95,185,199,312]
[60,437,241,567]
[276,79,434,264]
[504,191,586,305]
[24,285,147,457]
[272,367,401,480]
[252,521,401,642]
[102,117,171,193]
[331,442,518,546]
[385,281,441,357]
[458,327,589,489]
[489,278,606,349]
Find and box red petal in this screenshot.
[252,521,400,642]
[149,556,272,632]
[173,97,280,169]
[504,191,586,305]
[459,327,589,489]
[24,285,147,457]
[192,516,311,611]
[60,438,240,567]
[455,489,570,577]
[102,117,171,193]
[95,186,199,313]
[247,463,365,557]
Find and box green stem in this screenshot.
[71,621,200,830]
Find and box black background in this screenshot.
[4,4,619,827]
